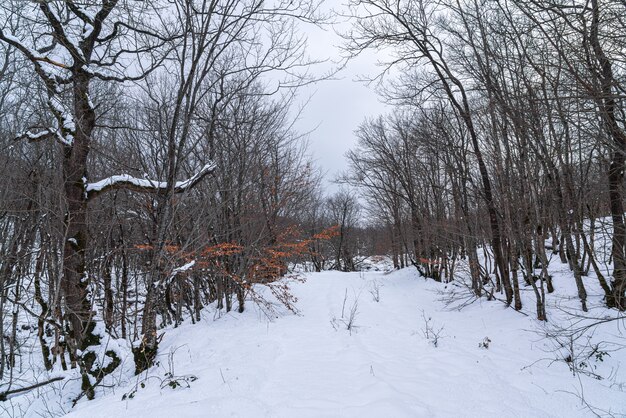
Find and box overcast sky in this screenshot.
[292,18,390,194]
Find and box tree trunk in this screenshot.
[589,0,626,310]
[64,76,94,345]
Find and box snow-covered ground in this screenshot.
[57,267,625,418]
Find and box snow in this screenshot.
[173,162,218,189]
[171,261,195,275]
[0,32,68,83]
[86,162,217,194]
[86,174,167,192]
[48,95,75,146]
[83,25,93,39]
[85,322,131,370]
[1,33,40,58]
[62,268,625,418]
[155,261,197,288]
[23,130,52,141]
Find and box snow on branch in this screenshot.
[15,126,73,146]
[124,259,198,291]
[0,32,77,147]
[153,261,196,290]
[0,32,49,62]
[86,162,217,200]
[172,260,196,275]
[0,31,70,77]
[15,129,55,143]
[48,95,76,145]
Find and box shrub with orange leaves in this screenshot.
[135,225,338,281]
[133,225,339,313]
[245,225,340,282]
[203,226,336,276]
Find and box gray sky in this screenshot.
[293,20,389,194]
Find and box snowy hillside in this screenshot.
[52,268,625,418]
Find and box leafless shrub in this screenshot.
[369,280,382,302]
[421,310,444,348]
[122,345,197,401]
[331,289,360,335]
[478,337,491,349]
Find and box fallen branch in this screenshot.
[0,376,64,401]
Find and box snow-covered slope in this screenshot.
[64,268,625,418]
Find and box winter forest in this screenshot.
[0,0,625,416]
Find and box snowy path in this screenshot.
[68,269,624,418]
